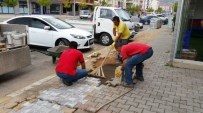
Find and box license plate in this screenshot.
[89,39,94,44]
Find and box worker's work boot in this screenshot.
[134,76,144,81]
[62,79,73,86]
[121,82,134,88]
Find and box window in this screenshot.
[30,19,48,29]
[100,9,115,19]
[7,18,30,26]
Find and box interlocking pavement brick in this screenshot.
[151,107,164,113]
[169,95,180,100]
[119,109,134,113]
[126,100,139,107]
[102,105,110,110]
[176,93,187,97]
[115,99,127,104]
[165,110,178,113]
[201,103,203,108]
[142,97,154,102]
[139,92,150,98]
[117,103,130,110]
[166,101,179,108]
[154,99,166,105]
[131,94,142,99]
[138,104,151,110]
[172,106,187,113]
[187,110,201,113]
[164,91,175,95]
[159,104,172,110]
[180,104,193,111]
[142,109,156,113]
[134,98,146,105]
[187,101,200,107]
[107,106,121,113]
[194,107,203,112]
[85,101,98,107]
[97,110,112,113]
[146,101,159,107]
[103,96,113,101]
[95,98,108,104]
[129,106,143,113]
[150,94,162,100]
[162,97,173,102]
[122,96,135,102]
[109,102,118,107]
[174,99,186,105]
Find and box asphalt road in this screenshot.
[0,19,149,98]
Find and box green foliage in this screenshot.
[126,4,140,15]
[100,0,109,6]
[156,7,163,13]
[79,0,87,9]
[38,0,52,7]
[3,0,18,7]
[61,0,71,9]
[91,2,99,11]
[173,1,178,12]
[147,7,154,12]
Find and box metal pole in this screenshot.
[73,0,75,16]
[27,0,29,15]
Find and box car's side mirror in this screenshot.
[44,26,50,30]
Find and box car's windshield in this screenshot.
[115,9,130,21]
[43,17,74,29]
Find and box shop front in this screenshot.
[171,0,203,70]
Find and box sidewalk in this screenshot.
[2,26,203,113]
[73,27,203,113]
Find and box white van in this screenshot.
[93,6,136,46]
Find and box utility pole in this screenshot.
[27,0,30,15]
[73,0,75,16]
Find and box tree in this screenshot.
[126,4,140,15]
[173,1,178,12]
[38,0,52,14]
[147,7,154,12]
[100,0,109,6]
[91,2,99,12]
[79,0,87,10]
[61,0,71,13]
[3,0,18,14]
[156,7,163,13]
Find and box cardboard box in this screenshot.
[181,49,197,60]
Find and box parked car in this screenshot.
[3,15,94,49]
[155,14,168,25]
[80,10,91,19]
[139,15,159,25]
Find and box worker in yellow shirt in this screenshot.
[112,16,131,45]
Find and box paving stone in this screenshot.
[154,99,166,105]
[107,106,121,113]
[142,109,156,113]
[97,110,112,113]
[159,104,172,110]
[172,106,187,113]
[150,94,162,100]
[180,104,193,111]
[165,109,178,113]
[119,109,134,113]
[151,107,164,113]
[115,99,127,104]
[142,97,154,102]
[95,98,108,104]
[134,99,146,105]
[62,107,76,113]
[162,97,173,102]
[138,104,151,110]
[116,103,130,110]
[187,101,200,108]
[122,96,135,102]
[74,109,88,113]
[5,102,18,109]
[187,110,201,113]
[109,102,118,107]
[126,100,139,107]
[103,96,113,101]
[129,106,143,113]
[146,101,159,107]
[167,101,179,108]
[131,94,142,99]
[194,107,203,112]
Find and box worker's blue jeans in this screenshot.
[56,69,88,83]
[124,48,153,84]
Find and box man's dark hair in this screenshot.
[112,16,120,22]
[114,42,123,49]
[69,41,78,49]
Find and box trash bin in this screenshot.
[150,18,162,29]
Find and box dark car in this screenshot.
[139,15,159,25]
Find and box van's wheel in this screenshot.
[100,33,113,46]
[56,39,69,46]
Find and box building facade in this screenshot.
[0,0,94,15]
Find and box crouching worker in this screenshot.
[114,42,153,87]
[55,41,88,86]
